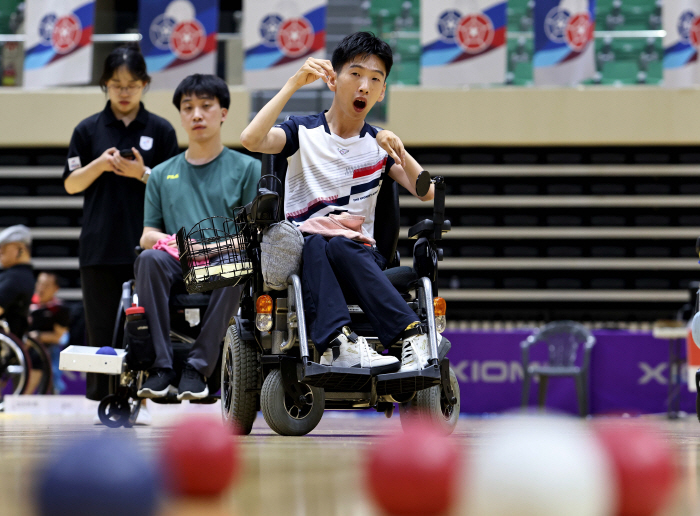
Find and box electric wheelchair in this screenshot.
[175,154,460,436]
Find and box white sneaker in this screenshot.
[401,332,431,372]
[320,331,400,375]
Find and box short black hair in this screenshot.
[331,32,393,79]
[99,43,150,91]
[172,74,231,110]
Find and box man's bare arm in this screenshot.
[388,151,434,201]
[240,57,336,154]
[378,130,434,201]
[140,226,169,250]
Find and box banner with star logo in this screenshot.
[138,0,218,89]
[23,0,95,88]
[533,0,596,86]
[420,0,508,86]
[663,0,700,88]
[243,0,327,89]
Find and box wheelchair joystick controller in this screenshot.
[415,170,447,242]
[412,171,450,293]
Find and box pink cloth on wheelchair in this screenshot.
[153,235,209,266]
[153,235,180,261]
[298,213,375,245]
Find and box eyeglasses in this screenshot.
[107,84,142,94]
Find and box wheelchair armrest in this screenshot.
[407,219,452,240]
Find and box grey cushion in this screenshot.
[261,221,304,290]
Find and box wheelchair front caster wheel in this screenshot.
[98,395,132,428]
[385,404,394,419]
[399,365,460,435]
[261,369,324,436]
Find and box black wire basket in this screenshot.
[176,212,253,294]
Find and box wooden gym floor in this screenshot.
[0,410,699,516]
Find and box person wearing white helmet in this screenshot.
[0,225,35,337]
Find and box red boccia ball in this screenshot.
[594,420,677,516]
[366,420,462,515]
[160,416,240,497]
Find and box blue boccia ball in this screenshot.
[96,346,117,356]
[36,436,160,516]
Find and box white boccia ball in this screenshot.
[165,0,196,23]
[465,415,614,516]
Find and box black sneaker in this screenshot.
[177,363,209,401]
[137,368,177,398]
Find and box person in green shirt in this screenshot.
[136,74,260,400]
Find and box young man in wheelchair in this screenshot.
[240,32,434,374]
[136,74,261,399]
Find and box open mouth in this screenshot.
[353,99,367,111]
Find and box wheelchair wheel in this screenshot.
[399,365,460,435]
[98,395,132,428]
[0,331,30,411]
[221,325,259,435]
[261,369,324,436]
[24,337,53,395]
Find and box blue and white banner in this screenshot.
[663,0,700,88]
[420,0,507,86]
[139,0,218,90]
[533,0,596,86]
[243,0,327,89]
[23,0,95,88]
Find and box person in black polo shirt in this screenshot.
[0,225,35,338]
[63,44,179,403]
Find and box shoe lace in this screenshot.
[358,337,380,364]
[402,341,415,364]
[150,368,166,379]
[183,365,199,380]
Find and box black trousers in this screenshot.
[301,235,417,354]
[134,250,241,378]
[80,264,134,401]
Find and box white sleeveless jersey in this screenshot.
[277,112,394,239]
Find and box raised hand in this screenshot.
[376,130,405,167]
[291,57,336,89]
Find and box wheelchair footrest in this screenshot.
[301,362,373,392]
[190,396,220,404]
[148,394,182,404]
[376,365,441,396]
